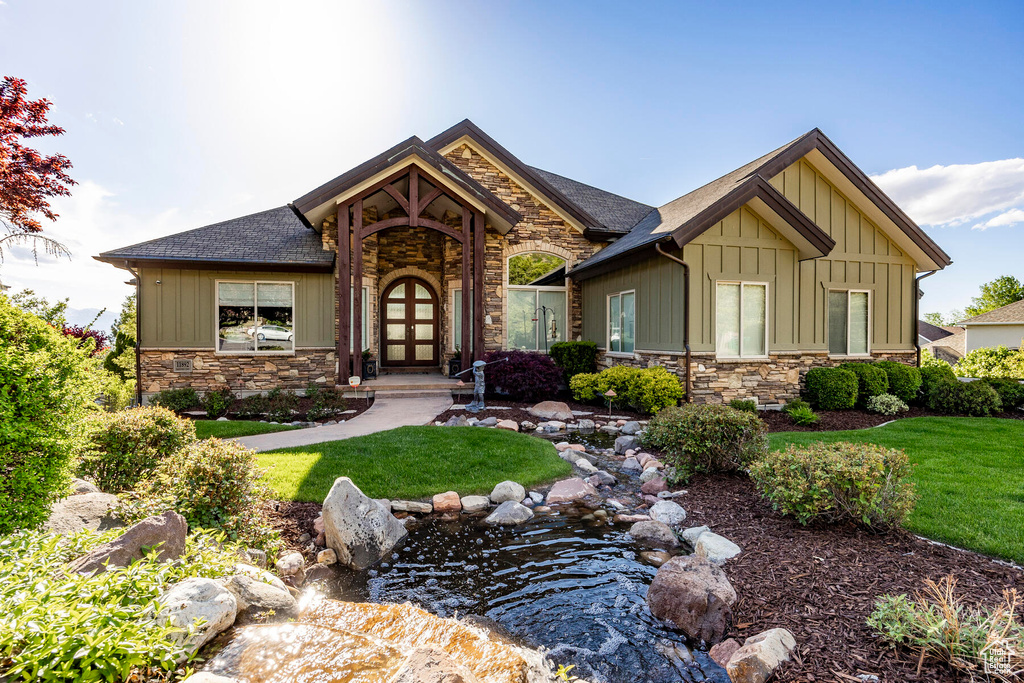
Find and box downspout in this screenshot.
[124,261,143,406]
[655,242,692,403]
[914,270,937,367]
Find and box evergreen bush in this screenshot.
[840,362,889,407]
[875,360,922,405]
[804,367,858,410]
[549,341,597,383]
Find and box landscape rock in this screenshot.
[709,638,741,667]
[574,458,598,474]
[614,435,639,454]
[477,416,498,427]
[614,513,651,523]
[432,491,462,514]
[726,628,797,683]
[70,478,100,495]
[545,478,598,505]
[391,645,481,683]
[489,480,526,504]
[495,419,519,431]
[599,425,620,434]
[374,498,392,512]
[628,520,679,548]
[240,548,267,568]
[621,457,642,472]
[158,578,237,657]
[519,420,536,431]
[640,550,672,567]
[222,573,297,623]
[322,477,408,571]
[317,548,338,565]
[620,421,642,435]
[576,419,595,431]
[641,476,668,495]
[646,555,736,644]
[444,415,470,427]
[304,562,339,584]
[639,467,661,483]
[528,400,574,421]
[460,495,490,513]
[528,491,544,504]
[313,515,325,534]
[44,492,122,535]
[540,420,566,432]
[695,532,743,566]
[233,563,287,592]
[69,510,186,574]
[588,470,617,487]
[648,500,687,528]
[682,525,711,545]
[392,500,433,514]
[275,552,306,586]
[484,501,534,526]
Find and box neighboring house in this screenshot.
[96,121,951,405]
[958,300,1024,354]
[919,320,965,365]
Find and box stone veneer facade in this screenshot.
[596,349,918,405]
[141,349,336,396]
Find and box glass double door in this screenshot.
[381,277,438,366]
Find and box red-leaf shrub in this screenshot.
[483,350,563,402]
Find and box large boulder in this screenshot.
[695,532,742,566]
[628,520,679,548]
[646,555,736,644]
[71,478,100,495]
[322,477,408,571]
[157,578,237,658]
[614,435,639,454]
[545,478,598,505]
[620,421,642,435]
[68,510,187,574]
[222,573,297,623]
[528,401,574,422]
[648,500,687,528]
[726,628,797,683]
[43,492,121,535]
[484,501,534,526]
[489,480,525,504]
[392,646,481,683]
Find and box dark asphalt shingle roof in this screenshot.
[96,206,334,268]
[529,167,655,233]
[918,319,955,343]
[960,299,1024,325]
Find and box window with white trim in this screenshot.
[607,291,635,353]
[829,290,870,355]
[217,281,294,353]
[716,282,767,358]
[451,287,474,352]
[507,253,567,352]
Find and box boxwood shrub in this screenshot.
[918,362,956,404]
[640,404,768,482]
[549,341,597,383]
[927,379,1002,416]
[840,362,889,408]
[804,367,858,410]
[750,442,917,530]
[875,360,922,405]
[570,365,683,415]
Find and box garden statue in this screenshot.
[454,357,508,412]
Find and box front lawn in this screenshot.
[769,417,1024,563]
[257,425,572,502]
[194,420,299,440]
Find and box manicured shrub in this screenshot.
[625,366,684,414]
[788,405,821,426]
[954,345,1024,379]
[867,393,909,416]
[306,383,347,420]
[120,438,279,552]
[804,367,858,410]
[840,362,889,407]
[750,441,917,529]
[201,386,235,419]
[729,399,758,413]
[641,404,768,482]
[0,295,100,533]
[875,360,922,405]
[78,407,196,493]
[918,363,956,405]
[149,387,200,412]
[985,378,1024,410]
[0,527,244,680]
[235,393,269,419]
[484,350,564,402]
[927,379,1003,417]
[569,372,600,402]
[570,364,641,405]
[549,341,597,383]
[868,576,1024,678]
[265,387,300,422]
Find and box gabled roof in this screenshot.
[94,206,334,271]
[530,167,655,234]
[918,319,956,343]
[292,135,521,233]
[959,299,1024,325]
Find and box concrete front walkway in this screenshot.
[234,392,453,452]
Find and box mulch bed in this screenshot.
[435,396,646,426]
[684,474,1022,682]
[266,500,323,561]
[761,406,1024,433]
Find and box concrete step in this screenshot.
[369,389,455,400]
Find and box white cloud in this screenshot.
[870,158,1024,227]
[974,207,1024,230]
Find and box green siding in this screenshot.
[138,268,334,348]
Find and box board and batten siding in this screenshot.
[138,267,335,349]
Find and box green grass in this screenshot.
[257,425,572,502]
[193,420,299,440]
[769,417,1024,563]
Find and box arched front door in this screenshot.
[381,277,439,367]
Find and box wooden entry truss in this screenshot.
[337,165,485,375]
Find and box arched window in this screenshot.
[507,253,567,352]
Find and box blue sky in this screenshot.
[1,0,1022,329]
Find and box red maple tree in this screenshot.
[0,76,76,261]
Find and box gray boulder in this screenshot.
[682,525,711,545]
[576,419,596,432]
[614,435,639,454]
[44,492,121,535]
[528,400,574,421]
[391,500,433,514]
[460,495,490,513]
[639,467,661,483]
[588,470,617,487]
[443,415,469,427]
[477,416,498,427]
[489,480,525,504]
[322,477,408,571]
[620,421,642,435]
[695,532,742,566]
[545,478,598,504]
[628,520,679,549]
[157,577,237,658]
[71,478,100,495]
[222,573,296,623]
[69,510,187,574]
[648,500,687,528]
[646,555,736,644]
[621,457,643,472]
[484,501,534,526]
[574,458,598,474]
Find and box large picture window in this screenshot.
[451,287,473,352]
[607,291,635,354]
[218,281,294,353]
[829,290,870,355]
[507,253,567,352]
[716,281,767,358]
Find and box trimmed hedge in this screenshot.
[570,365,683,415]
[875,360,922,405]
[549,341,597,383]
[918,363,956,405]
[840,362,889,408]
[927,379,1002,416]
[804,367,858,410]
